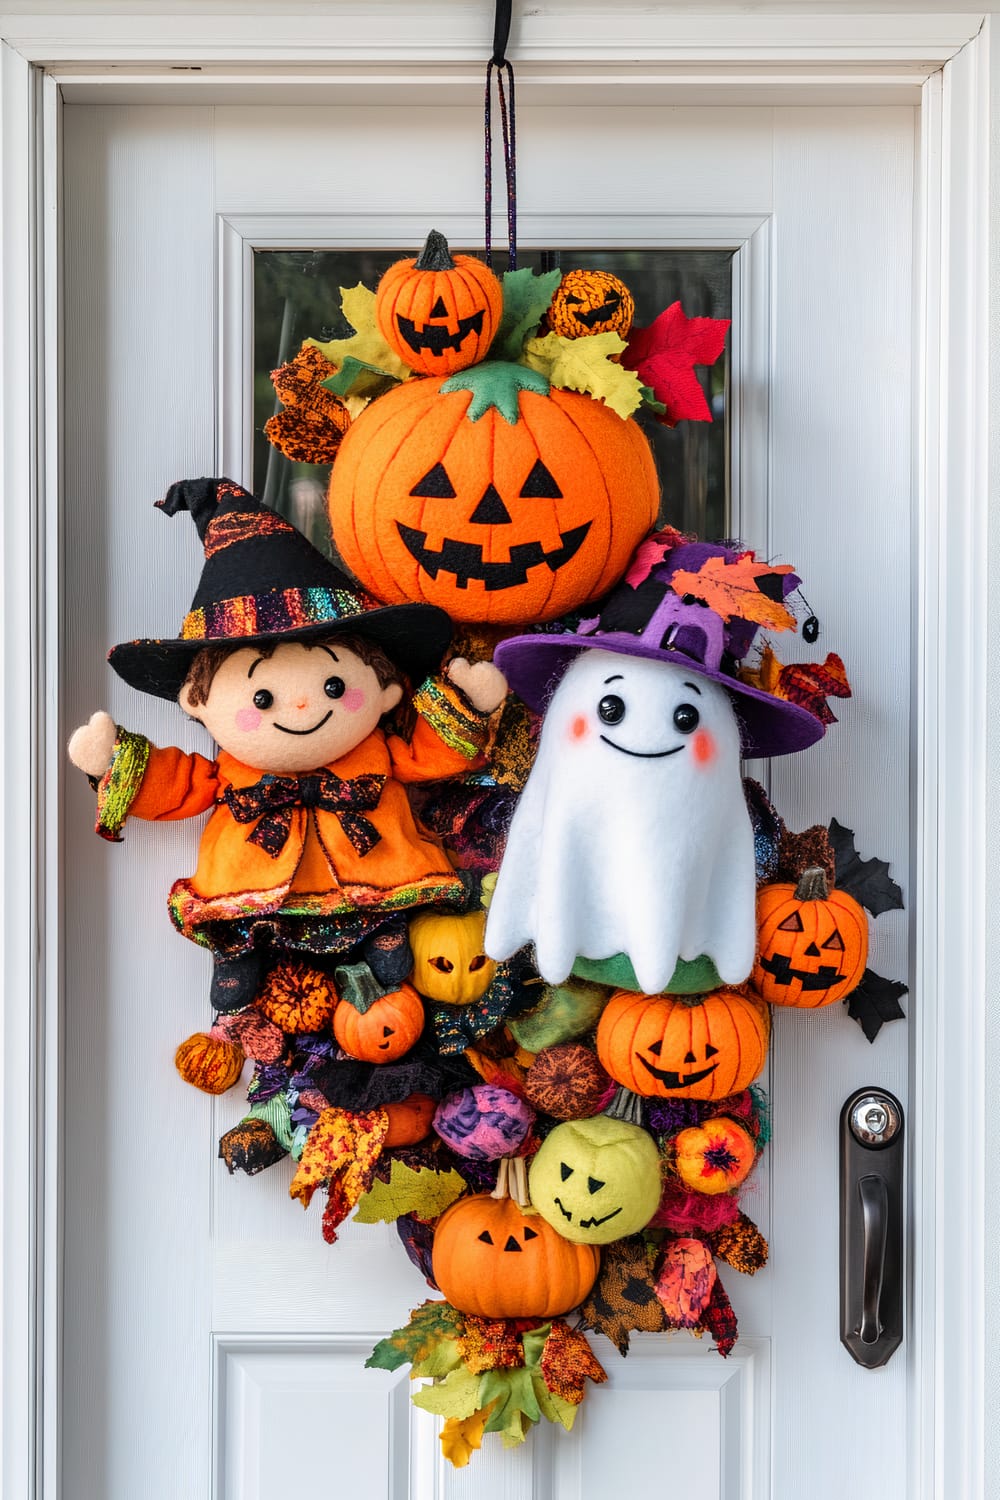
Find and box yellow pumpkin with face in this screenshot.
[408,909,496,1006]
[529,1115,662,1244]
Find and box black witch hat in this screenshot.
[108,478,453,700]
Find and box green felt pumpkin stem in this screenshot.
[333,961,392,1014]
[414,228,455,272]
[605,1086,644,1126]
[794,866,830,902]
[440,360,550,424]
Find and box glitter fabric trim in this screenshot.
[94,728,151,842]
[412,677,490,760]
[181,584,364,642]
[203,510,297,558]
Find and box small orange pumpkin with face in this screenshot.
[432,1192,600,1318]
[376,230,502,377]
[547,268,635,341]
[596,988,770,1100]
[332,982,424,1063]
[754,867,868,1008]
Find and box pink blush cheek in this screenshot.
[235,706,262,733]
[692,729,716,766]
[568,714,590,743]
[340,688,366,713]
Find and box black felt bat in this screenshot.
[846,968,908,1043]
[829,818,904,916]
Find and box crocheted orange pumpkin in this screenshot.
[596,988,770,1101]
[376,230,502,377]
[432,1192,600,1318]
[547,268,635,340]
[174,1026,245,1094]
[754,867,868,1007]
[408,908,495,1006]
[673,1117,756,1195]
[328,361,659,625]
[332,982,424,1063]
[259,960,337,1033]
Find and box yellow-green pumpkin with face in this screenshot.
[529,1115,662,1245]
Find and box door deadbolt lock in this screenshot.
[840,1087,904,1368]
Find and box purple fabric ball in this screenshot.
[432,1085,535,1161]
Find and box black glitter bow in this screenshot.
[223,772,387,858]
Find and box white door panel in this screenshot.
[62,97,914,1499]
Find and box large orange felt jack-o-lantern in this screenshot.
[328,361,659,625]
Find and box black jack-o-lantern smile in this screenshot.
[397,456,592,591]
[476,1225,539,1252]
[395,299,486,359]
[636,1039,720,1089]
[563,292,623,328]
[758,910,847,990]
[552,1161,623,1232]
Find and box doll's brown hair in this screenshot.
[182,633,404,708]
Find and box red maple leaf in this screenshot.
[622,302,730,425]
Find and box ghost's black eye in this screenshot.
[598,694,626,725]
[324,676,346,700]
[252,689,274,711]
[673,703,700,733]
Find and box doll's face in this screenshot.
[181,641,403,772]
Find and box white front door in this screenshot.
[61,95,914,1499]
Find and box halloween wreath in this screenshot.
[68,232,906,1466]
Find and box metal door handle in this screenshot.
[857,1174,887,1344]
[840,1088,903,1367]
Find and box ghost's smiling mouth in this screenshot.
[599,735,684,759]
[275,711,333,736]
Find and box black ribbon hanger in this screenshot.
[485,0,517,269]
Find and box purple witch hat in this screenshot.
[494,533,827,758]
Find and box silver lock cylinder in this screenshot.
[848,1092,902,1147]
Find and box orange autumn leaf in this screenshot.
[669,553,797,632]
[539,1320,608,1405]
[265,344,352,464]
[440,1403,495,1467]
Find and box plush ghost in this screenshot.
[484,649,757,994]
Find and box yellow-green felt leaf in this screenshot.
[308,283,412,384]
[522,331,644,419]
[532,1375,579,1431]
[479,1368,541,1445]
[366,1300,464,1371]
[411,1368,482,1420]
[354,1160,466,1223]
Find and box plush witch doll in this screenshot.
[485,534,826,993]
[68,477,507,1012]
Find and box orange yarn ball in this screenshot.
[174,1028,245,1095]
[259,960,337,1033]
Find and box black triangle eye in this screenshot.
[647,1040,662,1056]
[409,462,456,499]
[382,1026,393,1038]
[560,1162,573,1181]
[478,1230,493,1244]
[777,910,805,932]
[523,1226,538,1240]
[504,1235,522,1252]
[684,1052,696,1064]
[705,1044,719,1058]
[564,294,582,306]
[520,459,563,499]
[822,929,845,951]
[430,296,448,317]
[587,1177,605,1195]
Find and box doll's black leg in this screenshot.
[362,915,413,988]
[210,948,265,1013]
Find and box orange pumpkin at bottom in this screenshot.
[596,988,770,1100]
[432,1194,600,1319]
[332,982,424,1063]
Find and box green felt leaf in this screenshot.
[519,1324,551,1372]
[479,1368,541,1446]
[522,331,644,419]
[354,1160,466,1224]
[412,1368,482,1420]
[410,1338,465,1381]
[247,1092,295,1153]
[532,1375,578,1432]
[440,360,549,424]
[640,383,668,417]
[320,357,400,401]
[493,266,563,362]
[366,1300,464,1372]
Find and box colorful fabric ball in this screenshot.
[432,1085,535,1161]
[524,1043,615,1120]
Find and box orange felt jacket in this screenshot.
[94,678,490,940]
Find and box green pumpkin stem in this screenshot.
[794,866,830,902]
[441,360,550,424]
[333,961,393,1014]
[414,229,456,272]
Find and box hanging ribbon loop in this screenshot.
[485,0,517,269]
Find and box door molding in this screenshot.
[0,12,993,1499]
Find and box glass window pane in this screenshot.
[253,247,732,564]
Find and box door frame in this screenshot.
[0,8,994,1498]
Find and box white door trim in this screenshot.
[0,12,993,1499]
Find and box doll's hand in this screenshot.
[447,658,509,714]
[68,711,117,778]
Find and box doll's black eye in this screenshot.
[598,694,626,725]
[252,689,274,711]
[324,676,346,700]
[673,703,700,733]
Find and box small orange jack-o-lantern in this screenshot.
[376,229,502,377]
[408,909,495,1006]
[332,982,424,1063]
[328,361,659,625]
[431,1192,600,1318]
[753,867,868,1008]
[595,988,770,1101]
[546,269,635,341]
